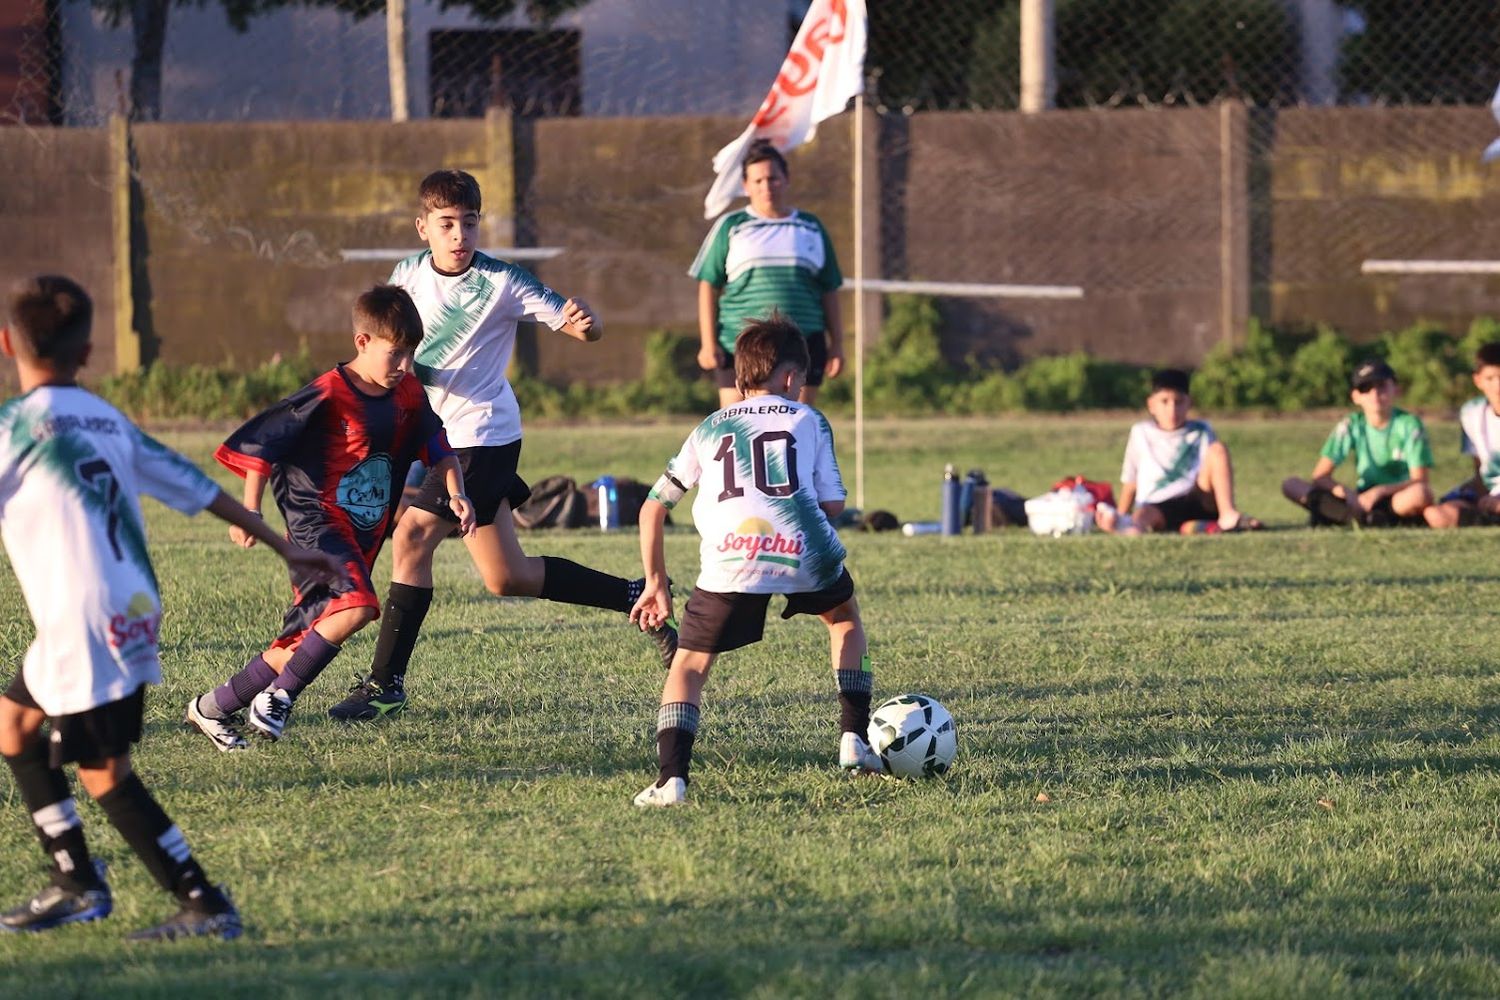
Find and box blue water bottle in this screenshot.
[597,475,619,531]
[940,464,961,536]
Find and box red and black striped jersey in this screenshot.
[215,366,451,567]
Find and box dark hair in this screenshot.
[418,169,482,214]
[1150,368,1191,396]
[734,312,809,394]
[741,139,789,181]
[5,275,92,367]
[353,284,424,350]
[1476,342,1500,371]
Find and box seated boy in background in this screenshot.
[1426,344,1500,529]
[1095,368,1261,535]
[186,285,474,750]
[1282,359,1435,527]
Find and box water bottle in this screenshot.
[940,464,961,536]
[596,475,619,531]
[969,470,991,534]
[901,521,941,536]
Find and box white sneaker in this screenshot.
[633,777,688,808]
[248,688,293,741]
[839,732,884,774]
[184,697,247,753]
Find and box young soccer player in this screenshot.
[1425,344,1500,529]
[628,314,875,807]
[327,168,677,723]
[0,275,343,939]
[186,285,475,749]
[1282,359,1435,527]
[1095,368,1262,535]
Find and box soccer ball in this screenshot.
[867,694,957,779]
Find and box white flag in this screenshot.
[703,0,868,219]
[1484,82,1500,163]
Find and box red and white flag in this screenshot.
[703,0,868,219]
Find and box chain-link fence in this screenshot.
[3,0,1500,385]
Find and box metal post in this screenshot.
[1020,0,1055,114]
[387,0,410,122]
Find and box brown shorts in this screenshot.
[1144,486,1218,531]
[678,569,855,654]
[4,672,145,768]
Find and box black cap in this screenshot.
[1150,368,1191,395]
[1350,359,1396,390]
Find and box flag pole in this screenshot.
[852,91,865,512]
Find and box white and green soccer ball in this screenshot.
[867,694,957,779]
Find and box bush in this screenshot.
[1282,326,1352,410]
[94,348,322,421]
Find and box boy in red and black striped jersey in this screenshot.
[186,285,476,750]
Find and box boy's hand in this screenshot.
[228,523,258,549]
[285,547,346,588]
[697,343,725,372]
[630,582,673,633]
[563,298,596,336]
[449,494,477,536]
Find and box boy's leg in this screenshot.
[636,650,713,808]
[76,757,241,942]
[1197,441,1250,530]
[1425,500,1470,529]
[824,598,881,773]
[1390,481,1436,520]
[0,692,112,932]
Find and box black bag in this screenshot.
[513,475,589,529]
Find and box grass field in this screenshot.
[3,415,1500,997]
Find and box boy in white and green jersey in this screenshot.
[1426,343,1500,528]
[0,276,342,940]
[629,315,876,807]
[1282,359,1436,527]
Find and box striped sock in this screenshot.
[656,701,700,785]
[837,659,874,734]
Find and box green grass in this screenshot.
[2,415,1499,997]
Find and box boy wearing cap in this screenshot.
[1096,368,1262,535]
[1282,359,1435,527]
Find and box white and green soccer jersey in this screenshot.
[1319,408,1432,491]
[652,398,847,594]
[690,208,842,351]
[0,387,219,716]
[1121,419,1217,505]
[1459,397,1500,495]
[392,250,569,448]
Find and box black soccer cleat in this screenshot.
[327,673,407,722]
[0,860,112,933]
[645,619,679,671]
[127,885,241,943]
[1306,486,1351,527]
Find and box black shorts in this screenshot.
[1145,486,1218,531]
[1363,495,1429,528]
[4,673,145,768]
[715,330,828,390]
[678,569,856,654]
[410,442,531,527]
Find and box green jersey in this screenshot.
[690,208,842,351]
[1319,408,1432,490]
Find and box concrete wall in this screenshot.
[8,104,1500,390]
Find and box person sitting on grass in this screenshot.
[1094,368,1262,535]
[628,313,878,807]
[1282,359,1435,528]
[1425,343,1500,529]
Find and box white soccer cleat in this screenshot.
[839,732,884,774]
[633,777,688,808]
[248,688,293,741]
[184,697,248,753]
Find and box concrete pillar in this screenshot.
[1219,101,1250,347]
[1020,0,1055,113]
[109,114,140,373]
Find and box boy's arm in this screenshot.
[436,454,477,536]
[1117,482,1136,515]
[1309,456,1340,491]
[698,282,724,371]
[821,290,844,380]
[226,469,269,549]
[629,498,673,632]
[557,297,601,343]
[820,499,845,520]
[206,490,344,586]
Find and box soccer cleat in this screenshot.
[248,688,293,741]
[839,732,885,774]
[0,860,112,933]
[327,674,407,722]
[127,885,241,943]
[645,619,679,671]
[185,697,248,753]
[633,777,688,808]
[1306,487,1351,526]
